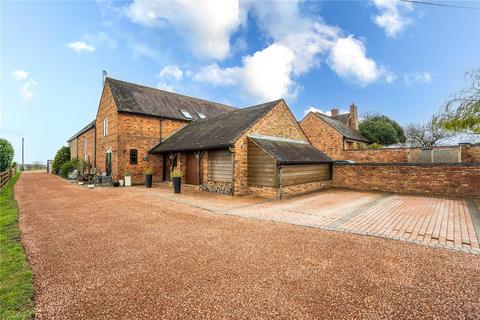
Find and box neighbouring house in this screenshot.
[67,77,332,198]
[300,104,370,159]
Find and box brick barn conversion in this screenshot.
[68,77,333,198]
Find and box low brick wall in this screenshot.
[342,145,480,163]
[332,163,480,198]
[281,180,331,198]
[248,181,331,199]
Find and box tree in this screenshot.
[52,146,70,175]
[358,114,406,145]
[0,138,14,172]
[440,69,480,133]
[405,116,453,148]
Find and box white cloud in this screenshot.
[194,44,297,101]
[11,70,29,80]
[20,80,37,101]
[303,106,348,116]
[158,65,183,81]
[304,107,331,116]
[328,36,394,86]
[126,0,244,60]
[67,41,96,52]
[404,71,432,86]
[11,70,37,101]
[194,63,239,86]
[372,0,413,37]
[157,82,174,92]
[193,1,392,101]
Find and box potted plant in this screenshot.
[171,168,183,193]
[144,168,153,188]
[124,171,132,187]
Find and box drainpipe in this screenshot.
[278,164,283,199]
[229,146,235,195]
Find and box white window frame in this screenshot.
[197,112,206,119]
[103,118,108,136]
[180,109,193,119]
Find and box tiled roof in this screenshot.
[67,120,95,142]
[249,135,332,164]
[331,113,350,126]
[106,77,236,121]
[314,112,369,143]
[150,100,282,153]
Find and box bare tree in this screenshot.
[405,116,454,148]
[440,69,480,133]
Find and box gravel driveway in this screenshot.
[16,173,480,319]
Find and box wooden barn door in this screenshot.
[185,152,202,185]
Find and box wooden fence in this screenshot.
[0,168,16,189]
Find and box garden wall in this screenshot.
[341,144,480,163]
[332,163,480,198]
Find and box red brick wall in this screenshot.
[342,148,409,163]
[332,163,480,198]
[117,114,187,184]
[69,127,96,170]
[300,112,344,159]
[95,84,119,178]
[343,145,479,163]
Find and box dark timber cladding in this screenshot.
[248,141,277,187]
[247,136,333,188]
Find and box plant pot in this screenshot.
[145,174,153,188]
[172,177,181,193]
[124,176,132,187]
[119,179,124,187]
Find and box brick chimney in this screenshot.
[349,103,358,129]
[331,108,339,117]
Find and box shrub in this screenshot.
[0,138,14,172]
[368,143,383,149]
[171,168,184,177]
[52,146,70,175]
[60,160,76,178]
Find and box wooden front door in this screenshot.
[185,152,202,185]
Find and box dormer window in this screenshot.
[197,112,206,119]
[180,109,193,119]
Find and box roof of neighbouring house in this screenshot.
[67,120,96,142]
[314,112,369,143]
[331,113,350,126]
[248,135,332,164]
[149,99,282,153]
[105,77,236,121]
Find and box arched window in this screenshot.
[130,149,138,165]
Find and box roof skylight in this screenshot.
[180,109,193,119]
[197,112,206,119]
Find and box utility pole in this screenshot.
[22,138,24,171]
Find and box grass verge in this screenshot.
[0,173,34,319]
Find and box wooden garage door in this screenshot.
[281,164,331,186]
[208,150,231,182]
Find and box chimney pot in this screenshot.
[331,108,339,117]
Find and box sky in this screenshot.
[1,0,479,164]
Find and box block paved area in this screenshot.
[132,184,480,253]
[16,173,480,319]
